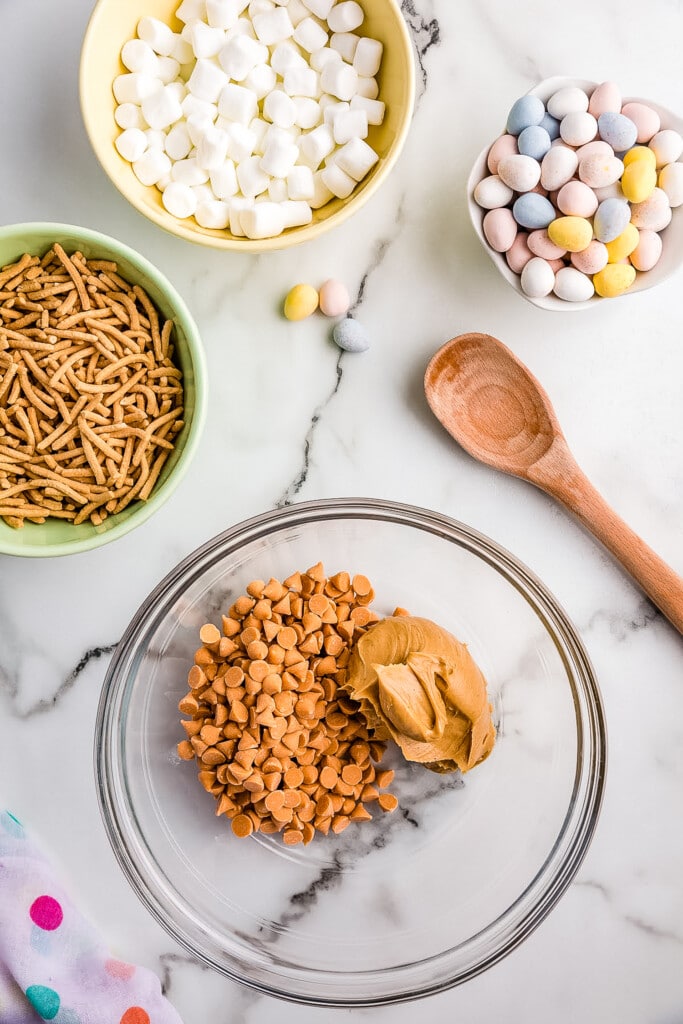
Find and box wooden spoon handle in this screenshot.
[530,444,683,634]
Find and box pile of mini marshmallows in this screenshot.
[113,0,386,240]
[473,81,683,302]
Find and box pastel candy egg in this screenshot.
[506,94,545,135]
[487,133,518,174]
[284,284,319,320]
[319,279,350,317]
[597,112,638,152]
[629,228,662,271]
[578,153,623,188]
[576,139,614,162]
[540,145,578,190]
[620,102,660,144]
[547,216,593,253]
[605,222,639,263]
[483,208,518,252]
[553,266,595,301]
[622,145,657,169]
[629,187,672,231]
[512,192,556,229]
[593,263,636,297]
[588,81,622,117]
[520,256,555,297]
[649,129,683,167]
[505,232,533,273]
[621,160,657,203]
[659,162,683,207]
[560,111,598,147]
[474,174,514,210]
[547,86,589,119]
[497,154,541,192]
[517,125,552,161]
[540,111,561,140]
[333,318,370,353]
[557,180,598,217]
[593,181,624,202]
[570,239,608,274]
[593,198,630,242]
[527,228,566,259]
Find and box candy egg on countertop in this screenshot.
[557,180,599,217]
[620,102,660,144]
[588,81,622,117]
[520,256,556,297]
[517,124,552,161]
[505,232,533,273]
[649,129,683,167]
[570,239,609,274]
[483,208,518,252]
[540,145,578,190]
[547,86,589,119]
[578,152,624,188]
[629,187,673,231]
[621,159,657,203]
[548,215,593,252]
[497,154,542,192]
[629,228,662,271]
[506,94,545,135]
[593,197,631,242]
[597,112,638,152]
[659,162,683,207]
[593,263,636,297]
[474,174,514,210]
[553,266,595,301]
[333,317,370,353]
[560,111,598,147]
[512,192,556,229]
[487,133,518,174]
[527,228,567,260]
[284,283,319,320]
[319,279,351,317]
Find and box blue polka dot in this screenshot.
[1,811,24,838]
[26,986,60,1020]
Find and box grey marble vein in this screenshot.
[585,600,661,642]
[576,879,683,946]
[401,0,441,97]
[0,643,117,719]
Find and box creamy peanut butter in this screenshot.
[344,616,496,773]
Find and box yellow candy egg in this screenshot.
[284,283,319,321]
[605,223,639,263]
[593,263,637,297]
[547,216,593,253]
[621,145,657,169]
[621,160,657,203]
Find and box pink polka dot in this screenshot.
[105,959,136,981]
[29,895,63,931]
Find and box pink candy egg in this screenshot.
[483,208,518,252]
[319,279,351,317]
[487,134,518,174]
[505,232,533,273]
[547,257,565,273]
[621,102,660,144]
[630,187,672,231]
[579,153,624,188]
[570,240,609,274]
[629,228,662,271]
[528,228,567,259]
[575,140,613,162]
[557,180,598,217]
[588,81,622,117]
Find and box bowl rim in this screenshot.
[79,0,416,253]
[94,496,607,1006]
[0,220,208,557]
[467,75,683,311]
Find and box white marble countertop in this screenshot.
[2,1,683,1021]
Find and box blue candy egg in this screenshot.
[597,112,638,152]
[512,193,556,230]
[506,95,546,136]
[517,124,551,161]
[333,318,370,353]
[593,198,631,242]
[540,111,561,140]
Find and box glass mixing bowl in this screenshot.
[95,499,606,1005]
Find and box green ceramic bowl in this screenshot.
[0,223,207,557]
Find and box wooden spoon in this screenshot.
[424,332,683,634]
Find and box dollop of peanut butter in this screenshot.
[344,616,496,773]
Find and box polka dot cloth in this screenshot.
[0,810,184,1024]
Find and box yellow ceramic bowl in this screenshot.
[80,0,415,252]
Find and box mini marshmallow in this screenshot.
[218,34,268,79]
[253,8,294,44]
[268,177,289,201]
[244,63,277,99]
[310,46,341,71]
[299,123,334,168]
[218,83,258,124]
[115,128,148,163]
[310,169,334,207]
[141,86,183,130]
[193,183,216,205]
[249,0,275,15]
[210,159,239,197]
[156,56,181,84]
[260,138,299,177]
[196,199,231,228]
[113,73,162,105]
[172,156,210,185]
[333,107,367,144]
[287,164,315,199]
[293,17,328,52]
[328,1,364,32]
[353,37,382,77]
[182,94,217,120]
[286,0,311,24]
[321,161,354,198]
[171,34,195,64]
[329,32,359,62]
[187,114,215,147]
[225,16,257,40]
[355,76,379,100]
[228,197,253,235]
[189,21,226,58]
[197,125,230,169]
[264,89,297,127]
[264,123,300,147]
[121,39,159,74]
[237,154,271,196]
[284,66,320,98]
[165,122,193,160]
[206,0,248,28]
[335,136,378,180]
[323,99,349,128]
[301,0,335,18]
[281,200,313,227]
[176,0,207,23]
[133,149,172,186]
[320,60,358,101]
[115,103,147,130]
[241,202,287,238]
[162,181,198,218]
[138,16,177,56]
[165,81,187,103]
[157,173,173,190]
[270,41,308,75]
[144,128,167,150]
[187,59,229,102]
[249,117,270,153]
[350,94,384,125]
[225,122,257,161]
[293,96,322,129]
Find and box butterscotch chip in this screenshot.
[284,767,304,788]
[271,804,294,824]
[331,815,350,834]
[341,764,363,786]
[265,790,285,813]
[350,804,373,822]
[277,626,297,650]
[231,814,254,838]
[377,769,395,788]
[224,666,245,688]
[253,600,272,620]
[199,623,221,646]
[378,792,399,812]
[246,640,268,661]
[319,766,338,789]
[177,740,194,760]
[283,829,304,845]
